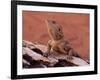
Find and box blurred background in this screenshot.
[23,11,89,61]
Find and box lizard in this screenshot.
[44,19,82,60]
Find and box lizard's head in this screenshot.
[45,19,64,40]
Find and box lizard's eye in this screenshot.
[58,28,61,31]
[52,21,56,24]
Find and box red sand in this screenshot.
[23,11,90,60]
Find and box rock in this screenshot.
[22,40,89,68]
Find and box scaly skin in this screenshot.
[45,19,81,60]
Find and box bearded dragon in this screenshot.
[44,19,81,60]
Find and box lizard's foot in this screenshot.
[43,52,49,57]
[66,55,73,60]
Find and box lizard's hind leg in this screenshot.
[67,49,73,60]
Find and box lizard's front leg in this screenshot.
[44,40,52,57]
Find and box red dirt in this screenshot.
[23,11,90,60]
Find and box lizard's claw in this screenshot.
[43,52,49,57]
[66,55,73,60]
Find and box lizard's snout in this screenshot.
[45,19,57,30]
[46,19,51,23]
[46,19,56,25]
[46,19,50,22]
[45,19,53,27]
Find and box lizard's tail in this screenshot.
[72,51,89,64]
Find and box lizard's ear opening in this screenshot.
[58,28,61,31]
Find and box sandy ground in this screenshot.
[23,11,89,60]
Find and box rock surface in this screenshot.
[23,40,89,68]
